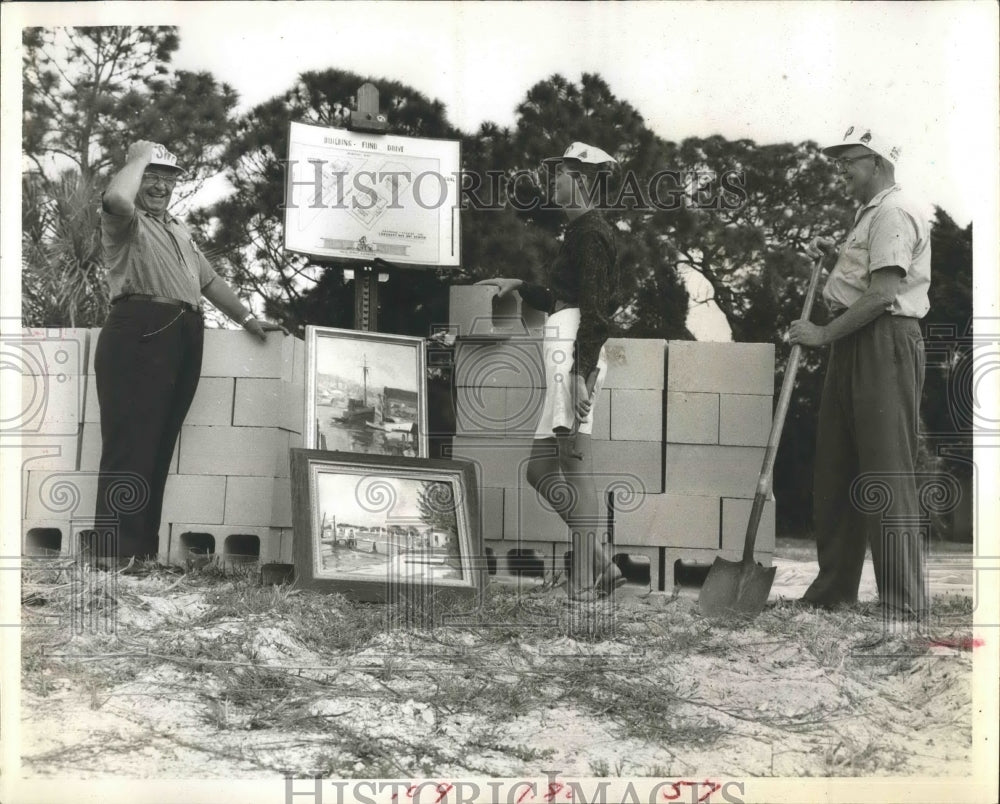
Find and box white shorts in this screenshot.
[533,307,608,438]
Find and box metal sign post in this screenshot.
[347,83,388,332]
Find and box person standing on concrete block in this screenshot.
[87,141,284,569]
[478,142,625,602]
[787,126,930,620]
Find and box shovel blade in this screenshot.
[698,557,777,619]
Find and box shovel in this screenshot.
[698,255,825,618]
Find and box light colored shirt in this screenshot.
[101,206,219,307]
[822,184,931,318]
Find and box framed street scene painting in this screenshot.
[290,449,483,601]
[304,326,428,457]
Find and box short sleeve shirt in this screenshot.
[101,206,219,307]
[822,185,931,318]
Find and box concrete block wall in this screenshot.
[448,289,778,589]
[20,327,303,566]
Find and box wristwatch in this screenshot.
[239,311,255,326]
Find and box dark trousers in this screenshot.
[803,314,928,615]
[91,299,203,559]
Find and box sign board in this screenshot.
[283,121,461,268]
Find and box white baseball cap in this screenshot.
[822,125,901,167]
[146,143,185,174]
[543,141,617,169]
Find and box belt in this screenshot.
[112,294,200,314]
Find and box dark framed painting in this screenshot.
[304,326,428,458]
[290,449,483,601]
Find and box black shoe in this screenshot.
[797,596,850,612]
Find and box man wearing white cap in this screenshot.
[88,140,283,569]
[478,141,625,601]
[787,126,931,619]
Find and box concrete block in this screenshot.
[592,440,663,494]
[664,444,765,497]
[19,371,86,435]
[588,388,612,441]
[610,389,664,442]
[177,425,281,476]
[233,378,282,428]
[454,387,507,438]
[665,392,719,444]
[165,523,280,566]
[666,341,775,395]
[280,382,304,434]
[18,435,81,471]
[504,485,569,543]
[24,470,100,520]
[450,436,534,490]
[82,375,100,424]
[449,284,497,337]
[223,476,277,526]
[277,528,295,564]
[281,335,304,384]
[185,378,236,426]
[500,540,557,575]
[275,431,303,479]
[272,479,293,529]
[601,339,668,390]
[161,474,226,525]
[221,477,292,528]
[662,547,746,588]
[612,493,720,550]
[454,340,545,389]
[719,394,773,447]
[721,496,776,554]
[86,327,101,374]
[22,518,170,560]
[22,519,72,555]
[77,422,103,472]
[606,544,663,592]
[78,423,101,471]
[449,286,541,338]
[200,329,288,378]
[505,387,547,438]
[479,487,505,541]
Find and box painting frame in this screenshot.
[304,325,428,458]
[290,448,484,602]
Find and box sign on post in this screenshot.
[283,121,461,268]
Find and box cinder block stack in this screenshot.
[613,340,776,590]
[448,287,778,590]
[20,327,304,566]
[448,286,548,572]
[17,328,90,554]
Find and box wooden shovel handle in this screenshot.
[743,255,825,564]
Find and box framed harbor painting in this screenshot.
[304,326,428,458]
[290,449,484,601]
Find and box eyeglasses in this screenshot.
[833,154,875,171]
[142,172,179,187]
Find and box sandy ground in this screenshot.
[17,545,977,784]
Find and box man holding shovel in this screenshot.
[787,126,930,620]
